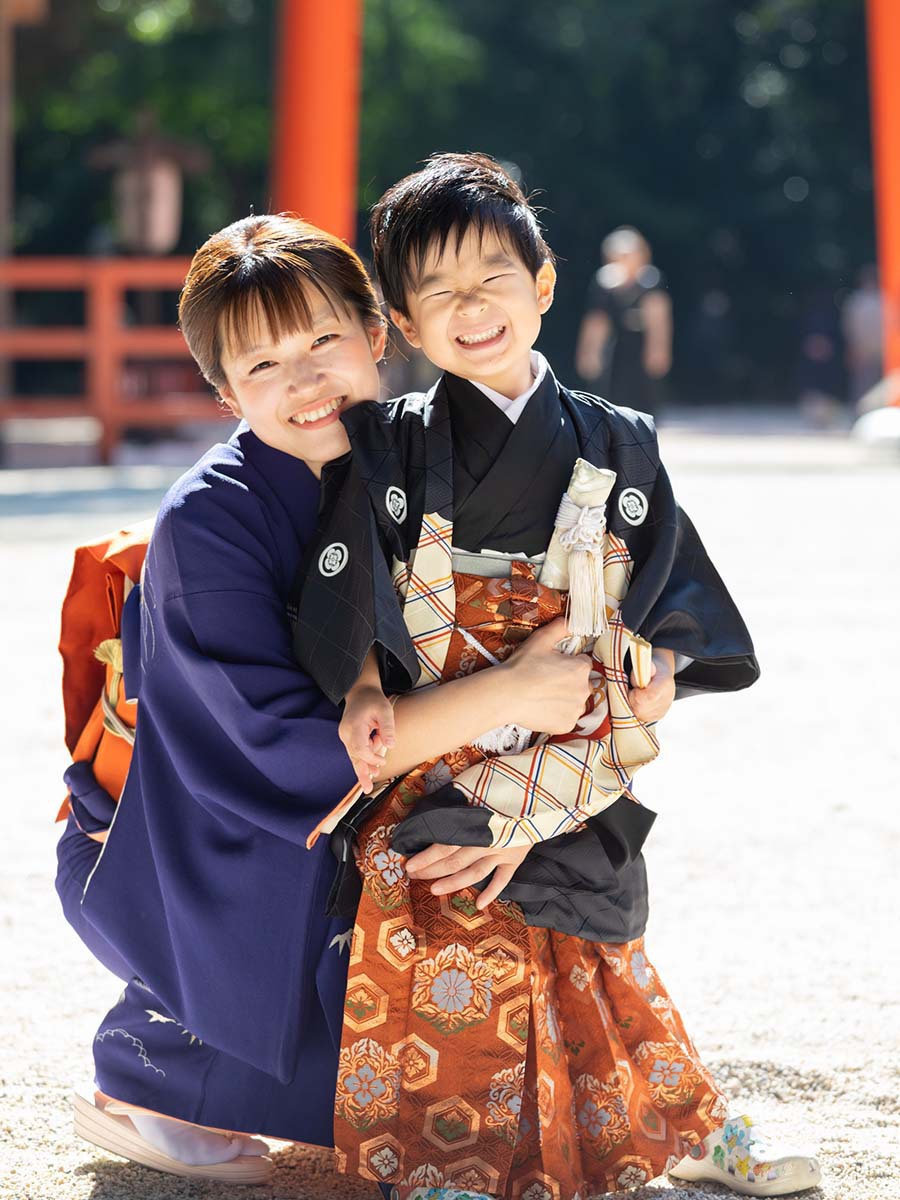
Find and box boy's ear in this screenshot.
[218,384,241,417]
[389,307,423,350]
[536,260,557,315]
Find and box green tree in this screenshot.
[13,0,873,401]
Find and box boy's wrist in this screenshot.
[651,647,676,676]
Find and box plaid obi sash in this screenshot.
[385,510,660,852]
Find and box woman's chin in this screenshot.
[292,424,351,466]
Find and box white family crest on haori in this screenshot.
[385,486,408,524]
[318,542,349,577]
[618,487,648,526]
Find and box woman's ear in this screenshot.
[536,260,557,315]
[368,321,389,362]
[389,308,422,350]
[218,384,241,417]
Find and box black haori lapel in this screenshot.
[291,443,420,706]
[446,368,579,556]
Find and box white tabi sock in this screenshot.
[127,1111,268,1165]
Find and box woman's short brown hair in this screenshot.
[179,214,384,388]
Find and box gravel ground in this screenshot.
[1,421,898,1199]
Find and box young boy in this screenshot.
[295,154,820,1200]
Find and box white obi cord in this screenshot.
[553,492,609,638]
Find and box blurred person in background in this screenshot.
[795,285,846,428]
[842,264,883,410]
[576,226,672,413]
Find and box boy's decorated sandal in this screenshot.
[668,1114,821,1196]
[72,1088,273,1184]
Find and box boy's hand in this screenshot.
[339,685,396,794]
[628,647,676,723]
[405,842,531,910]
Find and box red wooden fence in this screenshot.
[0,257,217,462]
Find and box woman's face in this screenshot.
[218,294,386,475]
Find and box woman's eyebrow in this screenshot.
[231,342,271,362]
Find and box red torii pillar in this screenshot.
[867,0,900,387]
[272,0,363,245]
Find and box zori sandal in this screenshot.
[72,1088,274,1184]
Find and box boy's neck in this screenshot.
[465,353,535,402]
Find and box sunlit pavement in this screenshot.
[1,416,898,1198]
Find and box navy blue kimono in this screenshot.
[77,424,357,1140]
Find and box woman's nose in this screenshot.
[286,358,321,395]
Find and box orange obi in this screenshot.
[333,565,726,1199]
[57,522,153,841]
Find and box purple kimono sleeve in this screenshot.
[148,582,356,843]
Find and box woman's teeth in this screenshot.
[457,325,505,346]
[290,397,343,425]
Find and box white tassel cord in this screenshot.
[554,494,609,637]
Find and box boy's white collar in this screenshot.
[469,351,549,425]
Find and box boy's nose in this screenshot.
[456,289,487,316]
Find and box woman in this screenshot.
[60,215,590,1185]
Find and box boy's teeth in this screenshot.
[457,325,504,345]
[291,397,342,424]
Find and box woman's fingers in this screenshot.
[520,614,570,652]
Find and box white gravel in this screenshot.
[1,424,898,1199]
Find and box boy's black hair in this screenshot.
[370,151,555,316]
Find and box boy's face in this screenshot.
[391,226,556,400]
[218,294,386,475]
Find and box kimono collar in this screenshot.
[469,350,550,424]
[444,363,579,556]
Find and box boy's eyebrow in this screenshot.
[416,252,516,292]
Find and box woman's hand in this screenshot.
[628,647,676,723]
[500,617,593,734]
[405,842,531,910]
[339,684,396,793]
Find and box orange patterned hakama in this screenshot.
[334,567,727,1199]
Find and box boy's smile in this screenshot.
[391,226,556,400]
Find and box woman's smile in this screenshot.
[287,395,347,427]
